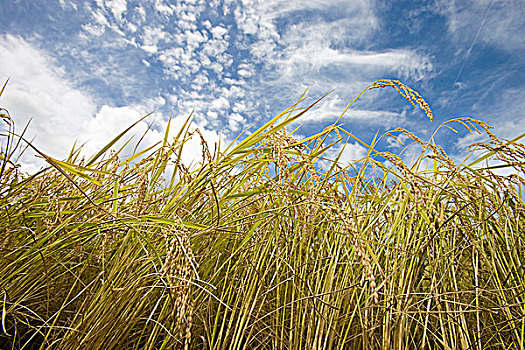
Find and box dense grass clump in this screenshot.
[1,80,524,349]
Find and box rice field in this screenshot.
[0,80,524,349]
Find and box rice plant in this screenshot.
[0,79,524,349]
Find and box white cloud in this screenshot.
[326,141,368,167]
[277,0,375,13]
[202,20,212,29]
[211,26,229,38]
[139,26,167,54]
[105,0,128,21]
[234,0,378,57]
[201,38,228,57]
[210,96,230,111]
[135,6,146,22]
[238,69,252,78]
[82,10,108,37]
[232,102,248,113]
[269,13,431,82]
[0,35,96,170]
[207,111,219,120]
[339,142,368,163]
[193,73,209,86]
[222,85,245,99]
[276,47,432,81]
[224,78,245,86]
[210,62,224,74]
[386,133,410,149]
[58,0,78,10]
[82,105,144,147]
[154,0,175,16]
[290,94,404,127]
[184,29,207,48]
[0,35,221,173]
[228,113,245,132]
[93,9,110,26]
[455,131,487,152]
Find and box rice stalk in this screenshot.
[0,79,523,349]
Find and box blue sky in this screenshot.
[0,0,523,172]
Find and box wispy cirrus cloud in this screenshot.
[435,0,525,52]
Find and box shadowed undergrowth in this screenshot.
[0,80,524,349]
